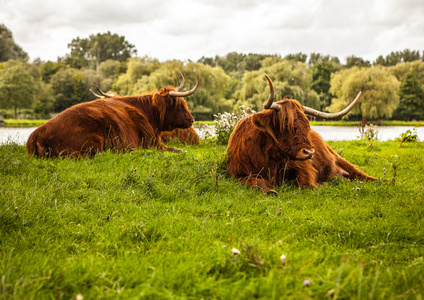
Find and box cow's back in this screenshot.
[26,100,154,158]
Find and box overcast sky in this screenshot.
[1,0,423,64]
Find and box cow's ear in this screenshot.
[251,112,270,132]
[251,112,280,143]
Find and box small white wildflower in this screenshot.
[231,248,241,255]
[280,254,286,265]
[303,279,310,287]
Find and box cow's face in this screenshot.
[161,95,194,131]
[153,74,198,132]
[251,99,315,161]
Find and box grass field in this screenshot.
[1,138,423,299]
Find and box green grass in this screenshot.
[1,139,423,299]
[3,119,49,127]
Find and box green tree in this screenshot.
[0,63,36,119]
[284,52,307,63]
[40,61,65,83]
[112,56,160,95]
[388,61,424,85]
[33,82,55,118]
[63,32,137,69]
[50,68,77,111]
[197,56,217,67]
[374,55,386,66]
[345,55,371,68]
[208,52,278,79]
[0,24,28,62]
[393,71,424,120]
[310,60,341,110]
[50,68,102,111]
[98,59,123,79]
[113,59,233,118]
[311,60,336,95]
[308,53,340,65]
[374,49,421,66]
[238,59,315,110]
[329,66,400,124]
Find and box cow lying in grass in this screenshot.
[27,74,199,158]
[227,75,380,195]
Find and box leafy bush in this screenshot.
[395,128,420,147]
[358,123,379,141]
[214,106,255,145]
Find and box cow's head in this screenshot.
[153,73,198,131]
[251,75,361,161]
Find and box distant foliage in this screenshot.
[62,31,137,69]
[329,66,400,124]
[113,60,234,117]
[1,23,424,122]
[237,60,315,111]
[374,50,422,67]
[50,67,102,111]
[393,71,424,120]
[214,106,255,145]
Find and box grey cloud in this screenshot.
[0,0,422,62]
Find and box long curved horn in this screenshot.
[90,89,103,99]
[96,87,114,98]
[263,75,280,111]
[169,74,199,98]
[303,91,362,120]
[176,72,185,92]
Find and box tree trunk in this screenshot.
[14,105,17,120]
[361,116,368,127]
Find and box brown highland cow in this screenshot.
[227,75,381,195]
[27,74,199,158]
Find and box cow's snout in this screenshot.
[297,148,315,160]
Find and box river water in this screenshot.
[1,125,423,145]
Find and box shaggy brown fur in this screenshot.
[227,98,378,195]
[26,86,194,158]
[160,127,200,145]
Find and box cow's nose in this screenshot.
[298,148,315,160]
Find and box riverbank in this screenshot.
[3,119,422,127]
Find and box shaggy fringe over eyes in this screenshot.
[152,86,189,124]
[277,99,305,135]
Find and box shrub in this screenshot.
[358,123,379,141]
[214,106,255,145]
[395,128,420,147]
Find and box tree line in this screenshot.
[1,24,423,123]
